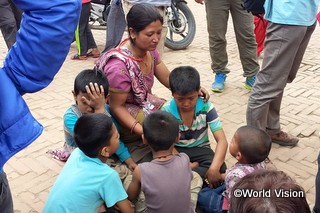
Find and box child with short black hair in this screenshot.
[44,113,134,213]
[48,69,136,172]
[224,125,272,209]
[161,65,228,188]
[127,111,194,213]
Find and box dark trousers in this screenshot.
[175,146,227,179]
[0,171,13,213]
[76,2,97,56]
[0,0,21,49]
[103,0,126,53]
[314,153,320,213]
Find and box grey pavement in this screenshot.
[1,1,320,212]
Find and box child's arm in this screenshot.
[127,166,142,201]
[114,141,137,171]
[220,173,226,180]
[124,157,137,171]
[114,199,134,213]
[206,129,228,187]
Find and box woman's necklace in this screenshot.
[153,153,174,160]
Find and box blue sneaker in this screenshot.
[244,75,256,90]
[211,73,226,92]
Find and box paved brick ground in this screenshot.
[1,1,320,212]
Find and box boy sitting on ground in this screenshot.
[224,125,272,210]
[44,113,134,213]
[48,69,136,174]
[127,111,195,212]
[161,66,228,188]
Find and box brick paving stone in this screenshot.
[1,1,320,211]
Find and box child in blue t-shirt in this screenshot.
[44,113,134,213]
[48,69,137,172]
[161,66,228,188]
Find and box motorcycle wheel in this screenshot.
[165,2,196,50]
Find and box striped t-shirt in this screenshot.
[161,98,222,148]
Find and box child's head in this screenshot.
[73,69,109,113]
[169,66,200,112]
[230,169,310,213]
[142,111,179,152]
[74,113,119,158]
[229,125,271,164]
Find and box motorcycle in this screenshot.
[89,0,196,50]
[89,0,110,30]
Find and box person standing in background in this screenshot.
[195,0,259,92]
[0,0,22,50]
[72,0,100,60]
[246,0,320,146]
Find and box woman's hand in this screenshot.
[199,86,210,102]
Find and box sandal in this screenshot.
[87,50,100,58]
[71,54,87,60]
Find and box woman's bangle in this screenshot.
[130,120,138,134]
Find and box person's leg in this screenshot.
[0,22,17,49]
[205,0,230,92]
[9,0,22,29]
[230,0,259,78]
[247,23,313,133]
[103,0,126,53]
[84,3,99,56]
[314,152,320,213]
[74,3,90,58]
[205,0,230,75]
[0,171,14,213]
[190,171,203,211]
[266,23,315,134]
[266,23,315,146]
[176,146,226,179]
[0,0,17,50]
[155,6,167,58]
